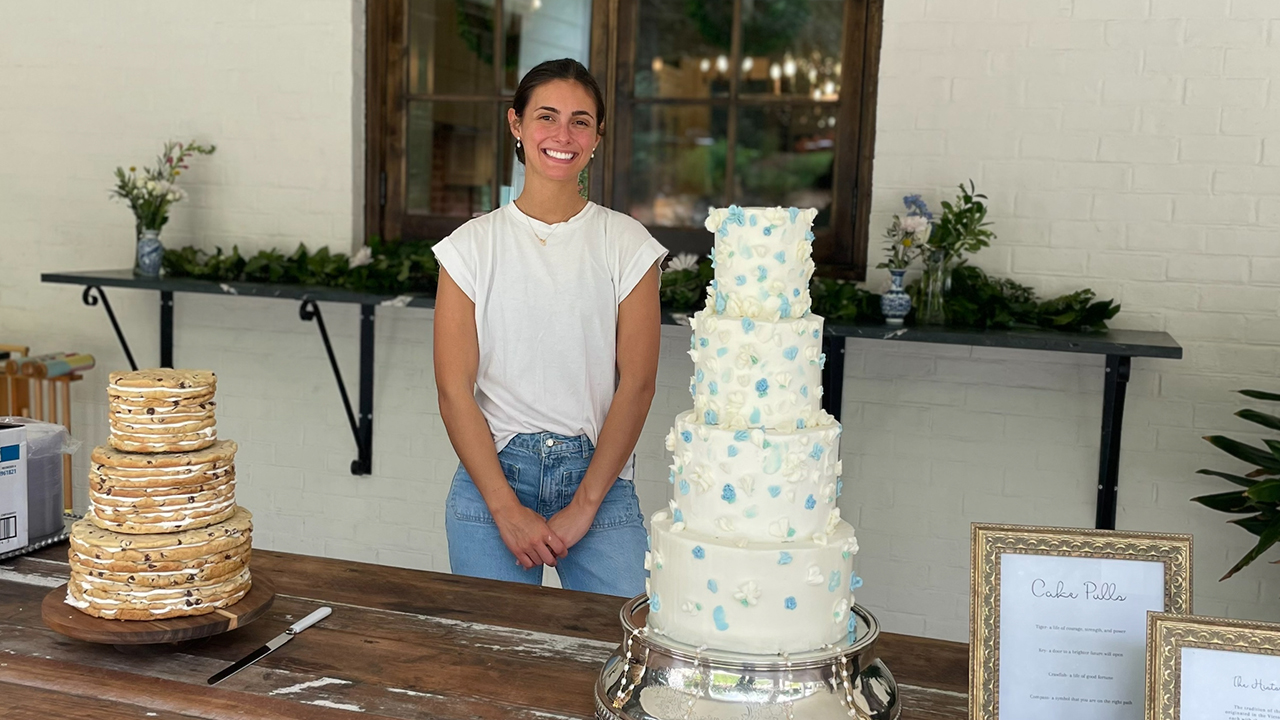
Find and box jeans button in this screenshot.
[545,438,555,447]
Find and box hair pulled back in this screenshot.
[511,58,605,164]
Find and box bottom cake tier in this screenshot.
[645,513,858,655]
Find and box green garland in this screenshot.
[163,242,1118,332]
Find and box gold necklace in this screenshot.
[518,201,583,246]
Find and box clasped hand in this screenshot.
[495,500,597,570]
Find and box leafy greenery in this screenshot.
[925,180,994,265]
[941,265,1120,332]
[658,262,715,310]
[811,277,884,323]
[162,237,439,295]
[1192,389,1280,581]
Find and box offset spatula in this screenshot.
[208,606,332,685]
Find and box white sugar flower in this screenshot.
[734,581,761,607]
[826,508,842,534]
[832,597,847,624]
[681,601,701,616]
[716,516,736,533]
[805,566,824,585]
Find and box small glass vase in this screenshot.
[918,257,950,326]
[880,269,912,326]
[135,229,164,278]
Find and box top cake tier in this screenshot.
[107,369,218,454]
[703,206,819,321]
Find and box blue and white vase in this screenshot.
[135,229,163,278]
[880,269,911,326]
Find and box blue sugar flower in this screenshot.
[668,469,675,484]
[763,226,772,236]
[810,443,824,460]
[750,408,761,425]
[718,222,729,238]
[695,369,704,383]
[713,606,729,630]
[783,346,799,361]
[693,545,704,559]
[778,552,792,565]
[715,291,727,313]
[779,295,791,318]
[828,571,841,593]
[789,207,800,222]
[749,214,757,227]
[651,593,661,612]
[708,579,718,593]
[673,508,683,523]
[812,329,819,338]
[722,484,737,503]
[848,614,857,635]
[699,337,709,348]
[689,382,695,398]
[837,479,844,497]
[744,506,758,518]
[756,378,769,397]
[794,288,801,297]
[717,347,728,357]
[681,430,692,443]
[768,486,782,498]
[679,479,690,495]
[805,494,817,510]
[785,596,797,610]
[705,409,718,424]
[818,352,827,370]
[800,385,808,398]
[850,573,864,591]
[734,430,750,442]
[727,445,738,457]
[741,318,756,333]
[727,205,745,226]
[735,274,747,286]
[774,250,786,264]
[709,381,718,395]
[805,230,815,243]
[757,265,768,282]
[796,418,805,429]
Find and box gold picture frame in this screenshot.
[1147,613,1280,719]
[970,523,1193,719]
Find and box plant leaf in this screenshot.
[1221,516,1280,581]
[1204,435,1280,473]
[1191,490,1256,514]
[1237,409,1280,432]
[1240,389,1280,402]
[1196,468,1259,488]
[1246,478,1280,503]
[1231,513,1274,538]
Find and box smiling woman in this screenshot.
[429,60,668,597]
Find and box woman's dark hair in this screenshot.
[511,58,605,164]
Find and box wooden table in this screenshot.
[2,544,968,719]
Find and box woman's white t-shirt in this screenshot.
[431,201,668,479]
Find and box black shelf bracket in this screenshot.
[821,334,847,422]
[299,300,375,476]
[160,291,174,368]
[1095,354,1131,531]
[82,286,138,371]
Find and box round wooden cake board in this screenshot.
[41,573,275,646]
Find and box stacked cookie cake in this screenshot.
[66,369,254,620]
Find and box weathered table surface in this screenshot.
[1,545,969,719]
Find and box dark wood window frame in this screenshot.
[366,0,882,280]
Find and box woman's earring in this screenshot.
[591,149,596,159]
[516,138,522,149]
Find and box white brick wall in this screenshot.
[2,1,1280,642]
[865,0,1280,639]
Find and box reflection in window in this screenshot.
[628,105,728,227]
[735,105,835,228]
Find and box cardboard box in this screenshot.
[0,423,28,554]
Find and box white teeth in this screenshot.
[544,149,574,160]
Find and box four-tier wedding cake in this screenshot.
[646,206,859,655]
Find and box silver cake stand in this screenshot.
[595,595,899,720]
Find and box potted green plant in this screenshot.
[111,140,215,277]
[916,181,995,325]
[1191,389,1280,581]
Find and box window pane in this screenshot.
[505,1,593,94]
[738,0,844,100]
[406,101,497,216]
[734,105,835,227]
[635,0,732,99]
[627,103,728,226]
[408,0,498,96]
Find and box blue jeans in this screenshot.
[445,432,648,597]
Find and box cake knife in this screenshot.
[207,606,332,685]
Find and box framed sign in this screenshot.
[970,524,1193,720]
[1148,613,1280,720]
